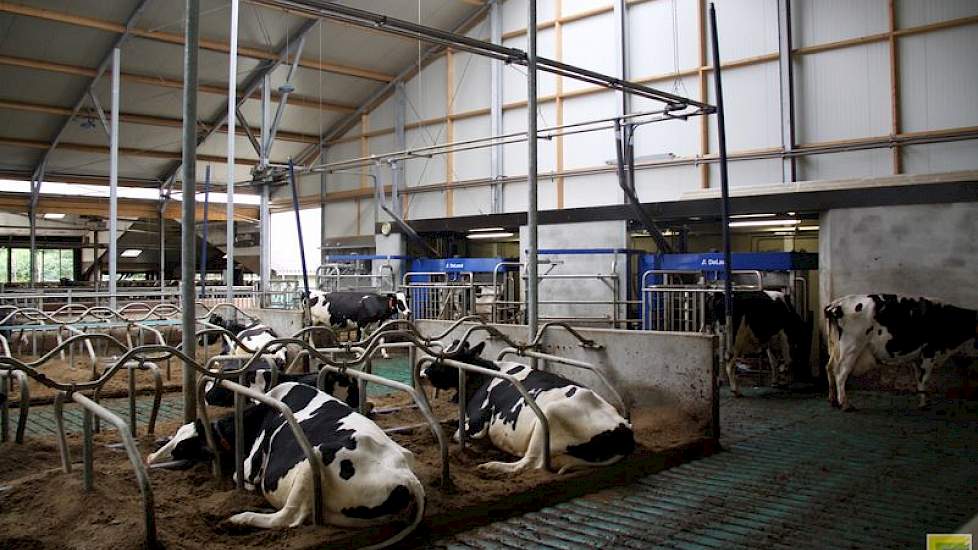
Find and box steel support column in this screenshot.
[526,0,539,339]
[777,0,796,182]
[260,183,271,297]
[709,4,733,425]
[226,0,239,301]
[393,82,406,215]
[181,0,200,424]
[108,47,120,310]
[489,0,503,213]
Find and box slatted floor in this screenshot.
[433,390,978,549]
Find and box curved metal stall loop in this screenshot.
[73,393,158,549]
[495,347,629,420]
[527,321,604,350]
[195,376,326,526]
[417,356,555,473]
[195,302,261,325]
[0,333,29,443]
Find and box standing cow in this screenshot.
[420,341,634,474]
[148,382,424,538]
[711,290,806,397]
[307,291,410,358]
[824,294,978,411]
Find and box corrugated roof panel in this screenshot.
[0,13,116,69]
[267,63,383,106]
[0,109,64,142]
[0,144,39,172]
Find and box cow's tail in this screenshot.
[823,302,845,361]
[361,477,426,550]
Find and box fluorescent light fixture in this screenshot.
[757,225,819,233]
[121,249,142,258]
[729,219,801,228]
[799,225,819,231]
[787,211,797,216]
[729,213,776,219]
[43,213,66,219]
[466,231,514,240]
[468,227,506,233]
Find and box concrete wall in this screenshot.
[519,220,630,325]
[819,202,978,311]
[243,307,304,338]
[416,319,716,436]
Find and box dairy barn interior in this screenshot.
[0,0,977,548]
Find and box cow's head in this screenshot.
[420,340,494,391]
[307,290,330,326]
[204,362,263,407]
[147,420,213,465]
[387,291,411,317]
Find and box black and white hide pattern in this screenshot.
[824,294,978,411]
[204,314,287,369]
[204,363,359,410]
[148,382,424,533]
[420,341,634,475]
[710,291,805,397]
[307,290,410,359]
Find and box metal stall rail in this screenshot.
[403,271,477,321]
[316,255,402,293]
[641,269,763,332]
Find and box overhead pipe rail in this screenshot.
[254,0,713,111]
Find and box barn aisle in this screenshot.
[433,391,978,549]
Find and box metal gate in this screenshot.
[402,272,476,320]
[641,270,763,332]
[316,263,396,293]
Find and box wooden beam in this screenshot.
[0,1,392,82]
[0,136,263,165]
[888,0,903,174]
[0,192,258,221]
[445,48,455,217]
[698,0,709,189]
[0,98,322,144]
[0,54,356,113]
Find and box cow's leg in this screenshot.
[834,351,861,412]
[725,324,750,397]
[477,422,542,475]
[914,357,939,409]
[725,354,741,397]
[825,349,839,408]
[229,467,313,529]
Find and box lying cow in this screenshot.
[148,382,424,536]
[824,294,978,411]
[204,363,359,410]
[710,291,805,397]
[204,314,287,369]
[308,290,410,359]
[421,341,634,474]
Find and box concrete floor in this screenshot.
[432,389,978,549]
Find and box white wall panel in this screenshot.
[368,132,396,156]
[325,141,361,191]
[562,172,620,208]
[452,115,492,181]
[792,0,887,48]
[452,51,492,114]
[404,57,448,123]
[324,200,358,238]
[502,0,557,35]
[899,27,978,133]
[707,158,782,187]
[561,93,617,170]
[452,186,494,217]
[628,0,699,79]
[897,0,978,28]
[502,104,557,176]
[903,139,978,174]
[561,0,609,19]
[562,12,617,93]
[795,42,892,143]
[797,149,891,181]
[371,96,395,130]
[502,29,558,104]
[707,0,778,63]
[705,62,781,151]
[359,199,375,235]
[504,181,527,213]
[407,190,445,220]
[634,164,703,203]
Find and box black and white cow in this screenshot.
[710,290,806,397]
[824,294,978,411]
[204,363,359,410]
[204,314,287,369]
[308,290,410,359]
[420,341,634,474]
[148,382,424,537]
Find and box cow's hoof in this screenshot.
[731,391,742,398]
[841,403,856,412]
[829,398,841,409]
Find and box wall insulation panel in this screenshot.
[792,0,887,48]
[896,0,978,28]
[794,42,892,143]
[899,26,978,133]
[707,0,778,63]
[324,200,358,238]
[903,139,978,174]
[452,114,492,182]
[561,11,618,94]
[502,104,557,176]
[627,0,699,79]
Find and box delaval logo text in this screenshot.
[445,262,465,270]
[701,258,725,267]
